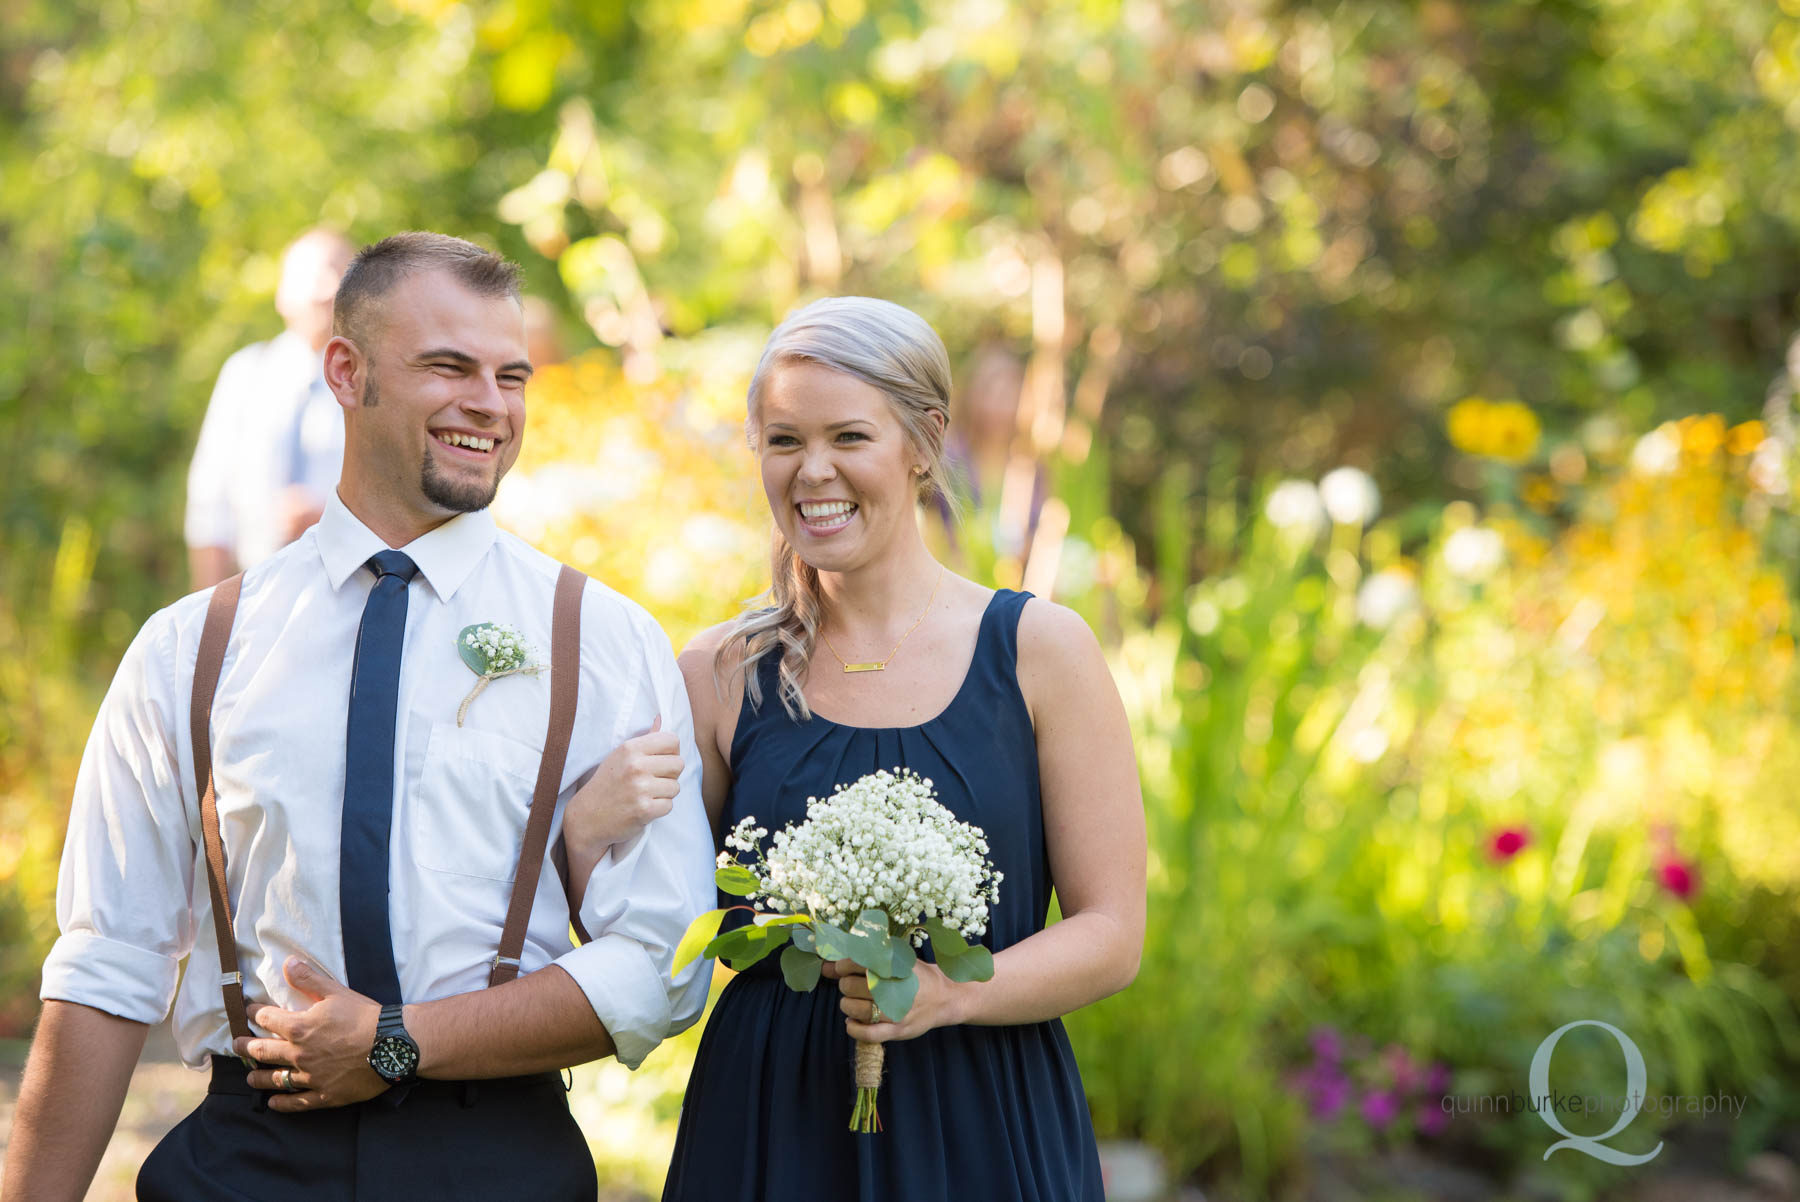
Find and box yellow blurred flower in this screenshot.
[1726,420,1765,456]
[1679,413,1726,459]
[1446,397,1541,464]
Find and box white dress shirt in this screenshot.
[184,330,345,568]
[44,494,716,1070]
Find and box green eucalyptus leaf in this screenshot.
[789,924,816,955]
[722,924,791,971]
[812,920,853,962]
[884,933,917,981]
[780,944,823,992]
[938,944,995,983]
[852,909,892,940]
[869,966,920,1023]
[672,908,729,976]
[715,864,761,897]
[924,917,969,957]
[457,624,495,674]
[702,925,758,963]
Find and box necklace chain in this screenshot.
[820,566,946,673]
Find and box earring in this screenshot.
[912,465,926,477]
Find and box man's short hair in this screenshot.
[333,232,522,347]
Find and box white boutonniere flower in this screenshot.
[455,623,544,726]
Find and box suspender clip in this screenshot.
[220,971,242,987]
[491,954,522,973]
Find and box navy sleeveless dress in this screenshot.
[662,589,1105,1202]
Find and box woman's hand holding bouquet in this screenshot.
[672,769,1003,1132]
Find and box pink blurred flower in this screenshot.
[1310,1025,1343,1063]
[1416,1101,1449,1137]
[1658,857,1698,900]
[1488,826,1530,862]
[1360,1090,1399,1130]
[1425,1061,1451,1095]
[1381,1044,1418,1093]
[1294,1062,1352,1120]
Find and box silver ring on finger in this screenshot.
[273,1068,294,1092]
[868,1001,884,1024]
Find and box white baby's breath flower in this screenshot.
[723,769,1001,940]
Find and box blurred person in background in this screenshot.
[185,228,355,589]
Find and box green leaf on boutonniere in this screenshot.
[455,622,545,726]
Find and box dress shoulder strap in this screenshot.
[191,573,254,1051]
[987,588,1035,669]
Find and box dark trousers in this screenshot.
[136,1057,598,1201]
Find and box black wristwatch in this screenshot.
[367,1003,421,1086]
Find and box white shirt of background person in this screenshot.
[184,229,355,589]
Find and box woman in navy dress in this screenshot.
[573,297,1144,1201]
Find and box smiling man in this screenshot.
[2,233,715,1202]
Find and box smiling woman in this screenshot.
[563,295,1147,1202]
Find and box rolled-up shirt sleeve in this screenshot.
[554,611,715,1069]
[41,609,198,1024]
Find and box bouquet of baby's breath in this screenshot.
[673,769,1002,1132]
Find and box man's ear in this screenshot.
[323,335,365,410]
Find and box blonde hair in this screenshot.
[723,297,954,720]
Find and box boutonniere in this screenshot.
[455,623,545,726]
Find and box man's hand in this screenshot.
[564,716,681,859]
[237,956,388,1113]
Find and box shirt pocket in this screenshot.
[412,722,546,882]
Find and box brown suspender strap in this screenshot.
[190,573,254,1046]
[490,564,587,986]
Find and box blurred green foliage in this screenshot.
[6,0,1800,1196]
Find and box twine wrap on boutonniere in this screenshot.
[455,623,545,726]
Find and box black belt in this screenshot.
[207,1054,568,1108]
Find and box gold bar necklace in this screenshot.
[821,566,945,673]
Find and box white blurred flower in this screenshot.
[1630,425,1680,476]
[1443,526,1505,582]
[1264,479,1326,538]
[680,514,751,558]
[1319,466,1381,526]
[1356,568,1418,629]
[1750,438,1791,498]
[1054,536,1098,596]
[643,545,694,601]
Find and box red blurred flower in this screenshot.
[1657,858,1698,900]
[1488,827,1530,862]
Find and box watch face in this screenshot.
[370,1035,419,1082]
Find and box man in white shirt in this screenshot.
[4,233,715,1201]
[185,228,356,589]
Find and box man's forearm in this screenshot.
[2,1000,149,1202]
[403,964,615,1080]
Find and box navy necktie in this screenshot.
[340,549,417,1004]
